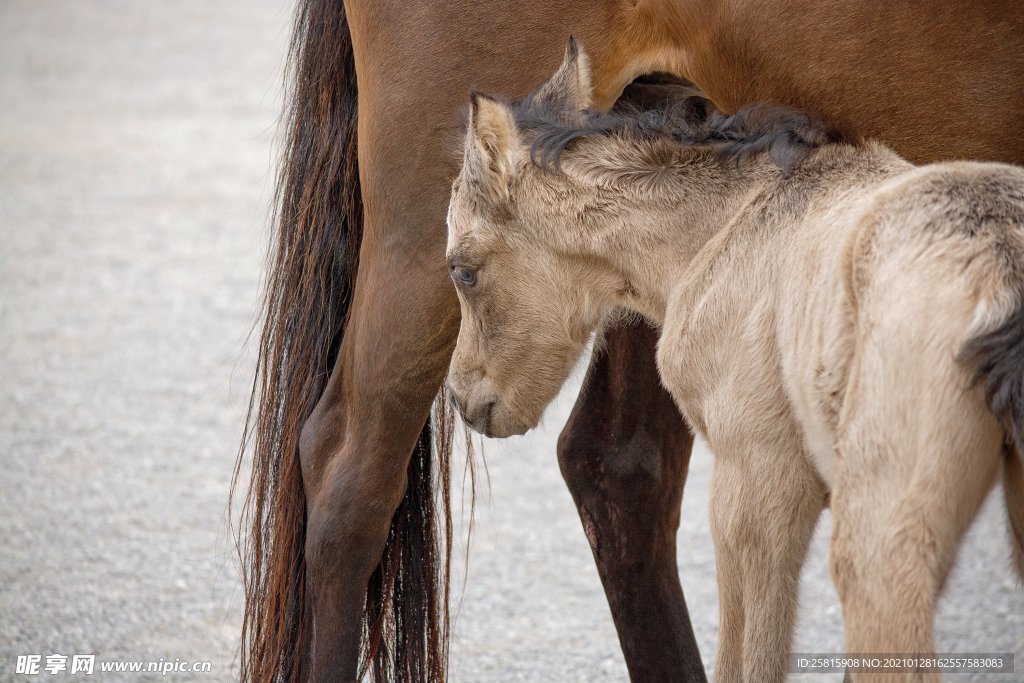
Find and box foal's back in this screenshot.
[662,139,1024,680]
[745,147,1024,483]
[816,157,1024,663]
[660,134,1024,524]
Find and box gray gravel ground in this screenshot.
[0,1,280,679]
[1,1,1021,682]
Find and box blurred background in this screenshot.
[1,1,1021,680]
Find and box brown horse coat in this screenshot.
[237,1,1024,679]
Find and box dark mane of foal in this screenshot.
[514,87,848,174]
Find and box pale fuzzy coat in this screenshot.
[445,51,1024,683]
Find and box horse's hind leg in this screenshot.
[299,248,459,679]
[830,353,1003,682]
[557,321,706,682]
[296,90,463,674]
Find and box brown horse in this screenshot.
[234,0,1024,680]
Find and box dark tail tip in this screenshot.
[962,293,1024,452]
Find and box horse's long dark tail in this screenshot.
[232,0,452,680]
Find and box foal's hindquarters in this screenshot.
[666,161,1024,683]
[826,165,1024,682]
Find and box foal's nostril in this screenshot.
[445,378,498,436]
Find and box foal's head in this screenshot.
[444,41,610,437]
[445,41,841,437]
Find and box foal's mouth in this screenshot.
[467,399,495,436]
[447,388,531,438]
[446,384,493,435]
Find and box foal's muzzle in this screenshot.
[446,381,495,435]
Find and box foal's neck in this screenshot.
[549,151,775,323]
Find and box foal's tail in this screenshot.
[961,284,1024,579]
[232,0,452,680]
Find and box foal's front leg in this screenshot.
[710,437,826,683]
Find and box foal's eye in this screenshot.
[451,266,477,287]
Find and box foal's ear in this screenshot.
[464,92,521,203]
[531,37,593,120]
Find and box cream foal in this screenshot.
[445,45,1024,682]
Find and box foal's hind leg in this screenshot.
[830,357,1003,682]
[709,432,826,683]
[557,321,706,682]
